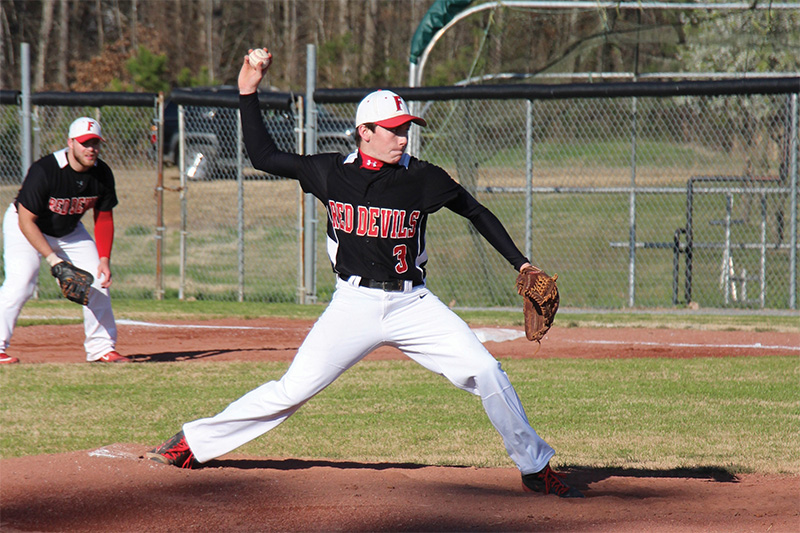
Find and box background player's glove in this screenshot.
[515,267,559,343]
[51,261,94,305]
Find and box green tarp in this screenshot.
[409,0,473,65]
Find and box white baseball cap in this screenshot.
[69,117,104,143]
[355,90,426,129]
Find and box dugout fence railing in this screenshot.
[1,77,798,310]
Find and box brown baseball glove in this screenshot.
[51,261,94,305]
[515,267,559,343]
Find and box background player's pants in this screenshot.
[184,278,555,475]
[0,203,117,361]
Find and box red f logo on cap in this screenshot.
[393,96,403,111]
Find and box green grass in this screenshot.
[1,356,797,475]
[3,304,798,474]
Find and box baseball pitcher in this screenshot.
[147,49,582,497]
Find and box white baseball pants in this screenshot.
[184,277,555,474]
[0,203,117,361]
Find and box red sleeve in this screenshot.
[93,209,114,259]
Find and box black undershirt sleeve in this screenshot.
[239,93,302,179]
[444,188,530,270]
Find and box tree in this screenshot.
[679,8,800,73]
[33,0,55,91]
[127,46,169,93]
[2,1,797,93]
[56,0,68,88]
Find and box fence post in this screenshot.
[628,95,638,308]
[178,104,187,300]
[759,193,766,308]
[302,43,318,304]
[789,93,798,310]
[155,92,165,300]
[237,107,245,302]
[524,99,533,260]
[20,43,32,177]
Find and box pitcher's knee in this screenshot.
[476,358,504,377]
[275,376,324,408]
[474,360,512,392]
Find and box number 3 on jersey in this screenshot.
[393,244,408,274]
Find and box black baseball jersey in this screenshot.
[15,149,118,238]
[240,93,528,283]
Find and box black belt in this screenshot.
[340,275,422,292]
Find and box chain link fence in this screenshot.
[321,87,797,310]
[176,101,303,302]
[1,80,798,310]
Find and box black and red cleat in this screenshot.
[146,430,197,469]
[522,464,584,498]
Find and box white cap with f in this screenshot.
[356,90,426,129]
[68,117,104,143]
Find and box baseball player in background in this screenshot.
[0,117,129,364]
[147,49,583,497]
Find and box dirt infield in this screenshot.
[1,319,799,532]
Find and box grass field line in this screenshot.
[564,338,800,351]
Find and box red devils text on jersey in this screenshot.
[240,93,528,284]
[15,149,118,238]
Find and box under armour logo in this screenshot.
[76,180,84,188]
[360,155,383,170]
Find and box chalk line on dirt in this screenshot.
[29,318,798,350]
[117,319,279,330]
[112,321,800,350]
[117,320,528,344]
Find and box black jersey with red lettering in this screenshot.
[15,149,117,238]
[240,93,528,283]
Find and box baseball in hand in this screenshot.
[248,48,271,69]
